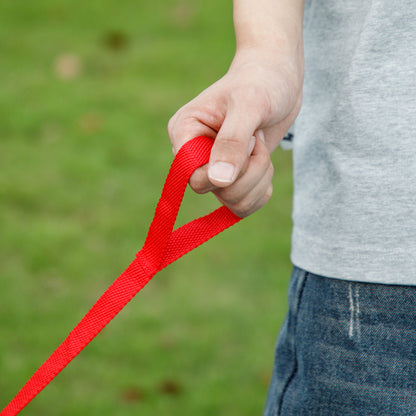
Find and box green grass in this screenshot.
[0,1,293,415]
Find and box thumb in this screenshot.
[208,106,260,188]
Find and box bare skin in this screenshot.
[168,0,305,218]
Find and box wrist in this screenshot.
[229,43,304,94]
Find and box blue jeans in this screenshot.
[264,266,416,416]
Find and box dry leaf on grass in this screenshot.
[54,53,82,80]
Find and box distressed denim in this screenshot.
[264,266,416,416]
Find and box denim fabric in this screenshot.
[264,266,416,416]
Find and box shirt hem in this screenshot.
[291,228,416,286]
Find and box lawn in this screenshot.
[0,1,293,415]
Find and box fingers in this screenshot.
[189,137,274,217]
[189,135,256,194]
[171,131,274,217]
[213,137,274,218]
[207,100,261,188]
[167,84,227,155]
[168,109,217,156]
[188,164,214,194]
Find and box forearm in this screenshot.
[233,0,304,62]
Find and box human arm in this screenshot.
[168,0,305,217]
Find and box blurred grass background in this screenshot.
[0,1,293,415]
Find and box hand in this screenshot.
[168,49,303,217]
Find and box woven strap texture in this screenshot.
[1,136,241,416]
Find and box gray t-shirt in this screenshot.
[291,0,416,284]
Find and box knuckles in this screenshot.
[231,199,258,218]
[232,183,273,218]
[167,114,176,139]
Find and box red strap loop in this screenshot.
[0,136,242,416]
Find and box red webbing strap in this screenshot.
[1,136,242,416]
